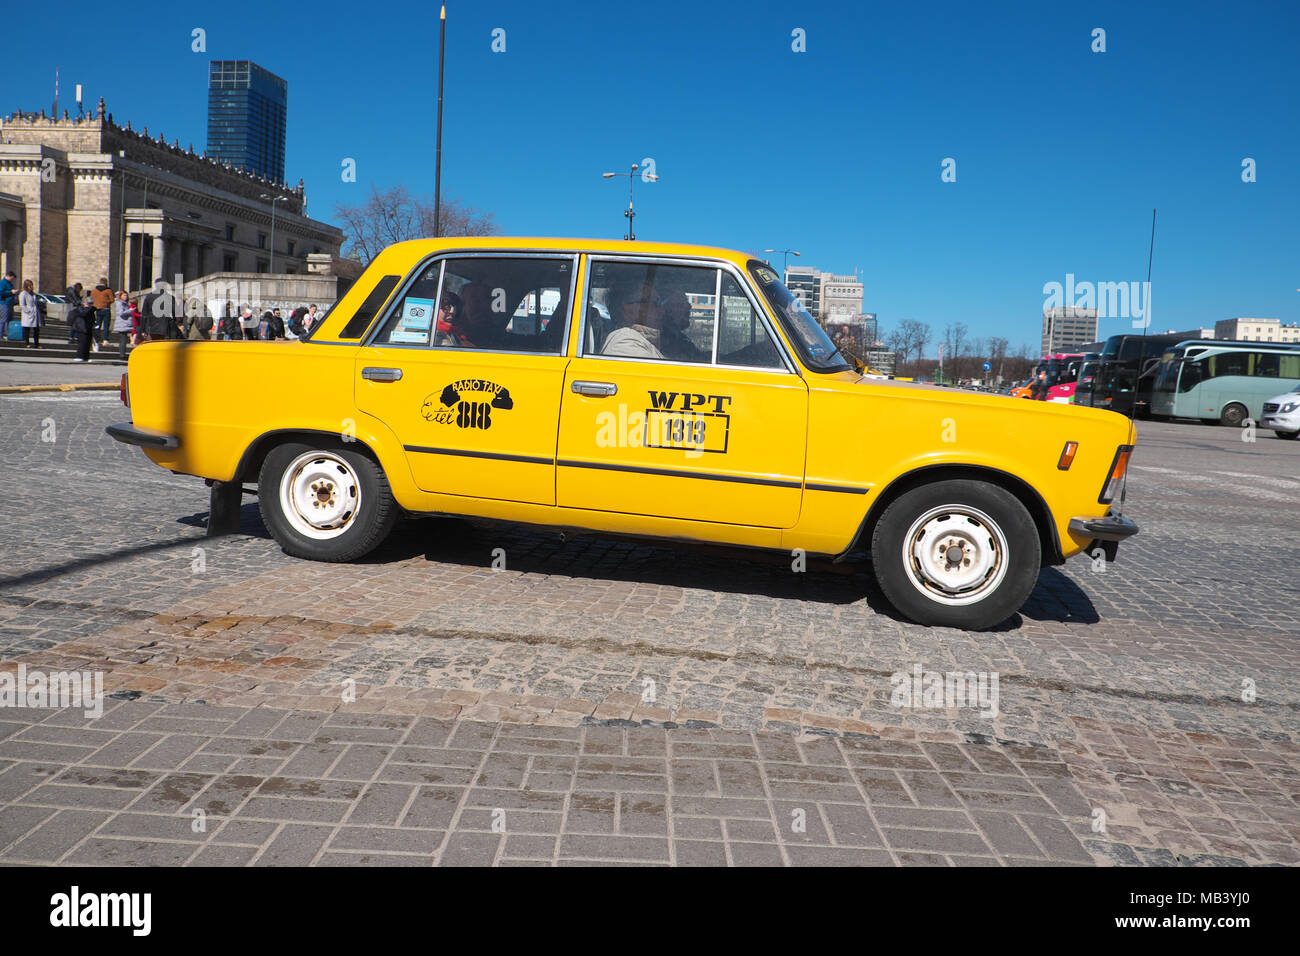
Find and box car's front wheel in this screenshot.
[258,441,398,561]
[870,479,1041,630]
[1275,429,1299,441]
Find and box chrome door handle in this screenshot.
[571,380,617,397]
[362,367,403,382]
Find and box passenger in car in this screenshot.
[433,291,468,346]
[657,290,709,363]
[458,282,509,349]
[600,280,666,359]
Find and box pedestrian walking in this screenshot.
[268,307,285,340]
[287,306,307,340]
[303,304,319,332]
[141,279,176,343]
[90,277,114,351]
[69,294,96,362]
[257,310,272,340]
[188,306,214,340]
[112,290,133,359]
[63,281,84,348]
[220,307,245,341]
[240,306,259,340]
[19,279,41,348]
[129,299,143,345]
[0,270,15,340]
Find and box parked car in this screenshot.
[1260,384,1300,439]
[106,237,1138,631]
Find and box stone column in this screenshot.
[151,233,165,285]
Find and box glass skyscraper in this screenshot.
[207,61,287,183]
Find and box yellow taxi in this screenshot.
[108,238,1138,630]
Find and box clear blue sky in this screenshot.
[7,0,1298,354]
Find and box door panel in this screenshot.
[557,358,808,527]
[356,348,565,504]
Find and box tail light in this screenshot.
[1098,445,1133,503]
[120,372,129,408]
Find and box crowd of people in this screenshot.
[1,272,324,363]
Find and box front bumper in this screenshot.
[105,422,181,451]
[1260,411,1300,432]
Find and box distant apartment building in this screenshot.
[1215,317,1300,343]
[1041,306,1099,354]
[782,265,864,324]
[820,272,864,324]
[207,61,288,182]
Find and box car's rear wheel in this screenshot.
[1220,402,1249,427]
[870,479,1041,630]
[258,441,398,561]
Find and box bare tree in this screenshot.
[988,336,1010,382]
[333,185,497,264]
[885,318,932,376]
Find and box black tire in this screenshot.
[1276,430,1300,441]
[1219,403,1249,427]
[870,479,1041,630]
[258,441,398,561]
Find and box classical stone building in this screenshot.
[0,99,344,296]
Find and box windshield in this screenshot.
[747,261,850,372]
[1154,348,1184,392]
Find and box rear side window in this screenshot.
[339,275,400,338]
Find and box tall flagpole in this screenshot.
[434,2,446,237]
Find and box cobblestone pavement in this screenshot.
[0,392,1297,865]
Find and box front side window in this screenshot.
[717,274,782,368]
[586,260,717,363]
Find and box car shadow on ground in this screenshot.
[172,506,1101,630]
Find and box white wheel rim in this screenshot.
[902,504,1009,607]
[278,450,361,540]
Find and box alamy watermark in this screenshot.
[890,663,999,718]
[1043,273,1152,328]
[0,664,104,718]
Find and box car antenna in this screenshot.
[1117,207,1155,515]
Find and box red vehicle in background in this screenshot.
[1044,352,1086,403]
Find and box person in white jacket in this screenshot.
[18,279,40,349]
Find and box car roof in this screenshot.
[377,236,755,266]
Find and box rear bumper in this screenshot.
[1069,514,1139,541]
[105,422,180,451]
[1069,513,1139,562]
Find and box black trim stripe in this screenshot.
[557,458,802,489]
[805,482,869,495]
[404,445,554,466]
[402,447,870,495]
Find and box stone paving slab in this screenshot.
[2,699,1292,866]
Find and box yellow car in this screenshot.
[108,237,1138,630]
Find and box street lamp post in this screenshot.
[434,2,446,236]
[763,248,801,277]
[260,194,287,273]
[601,164,658,240]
